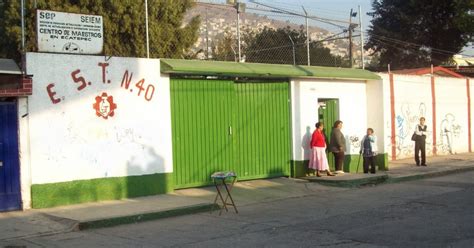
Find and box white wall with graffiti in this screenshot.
[290,78,371,161]
[380,73,471,160]
[392,74,433,159]
[435,78,468,155]
[24,53,173,185]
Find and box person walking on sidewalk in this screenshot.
[360,128,378,174]
[414,117,428,166]
[329,120,346,174]
[309,122,335,177]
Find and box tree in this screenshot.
[0,0,200,61]
[211,29,238,62]
[365,0,474,70]
[243,26,349,67]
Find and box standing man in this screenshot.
[414,117,427,166]
[329,120,346,174]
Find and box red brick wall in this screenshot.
[0,77,32,97]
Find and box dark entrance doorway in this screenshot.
[318,99,339,172]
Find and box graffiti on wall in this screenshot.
[388,102,430,158]
[438,113,462,155]
[348,135,361,153]
[387,101,464,158]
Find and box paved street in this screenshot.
[2,171,474,248]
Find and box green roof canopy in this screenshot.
[161,59,381,81]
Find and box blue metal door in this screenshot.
[0,102,21,211]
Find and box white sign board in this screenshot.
[36,10,103,54]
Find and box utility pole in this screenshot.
[232,1,246,62]
[358,5,365,69]
[145,0,150,58]
[236,7,241,62]
[21,0,25,53]
[349,9,354,68]
[302,6,310,66]
[288,35,296,66]
[205,8,210,60]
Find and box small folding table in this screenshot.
[211,171,238,215]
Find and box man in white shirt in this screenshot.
[414,117,427,166]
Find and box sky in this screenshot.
[242,0,374,33]
[247,0,373,21]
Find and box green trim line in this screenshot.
[31,173,173,209]
[161,59,381,81]
[78,203,217,230]
[344,153,389,173]
[291,153,388,178]
[291,160,309,178]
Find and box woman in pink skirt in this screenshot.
[309,122,335,177]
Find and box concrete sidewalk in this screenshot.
[0,194,216,242]
[305,153,474,187]
[0,177,342,242]
[1,153,473,242]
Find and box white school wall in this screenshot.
[389,74,433,159]
[290,78,368,162]
[435,77,469,155]
[379,73,471,160]
[23,53,173,200]
[366,78,388,154]
[18,97,32,209]
[377,74,393,158]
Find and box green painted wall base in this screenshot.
[31,173,173,209]
[290,160,309,178]
[344,153,389,173]
[291,153,388,177]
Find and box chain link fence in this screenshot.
[183,2,365,68]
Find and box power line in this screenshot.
[248,1,353,25]
[368,37,467,63]
[366,32,471,57]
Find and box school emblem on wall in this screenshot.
[93,92,117,119]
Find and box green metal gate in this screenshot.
[318,99,339,171]
[233,82,290,180]
[170,79,291,188]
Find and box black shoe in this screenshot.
[421,164,427,166]
[416,164,420,166]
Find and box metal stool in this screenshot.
[211,171,238,215]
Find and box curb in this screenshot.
[385,166,474,184]
[306,175,388,188]
[77,203,217,230]
[306,166,474,187]
[0,203,217,241]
